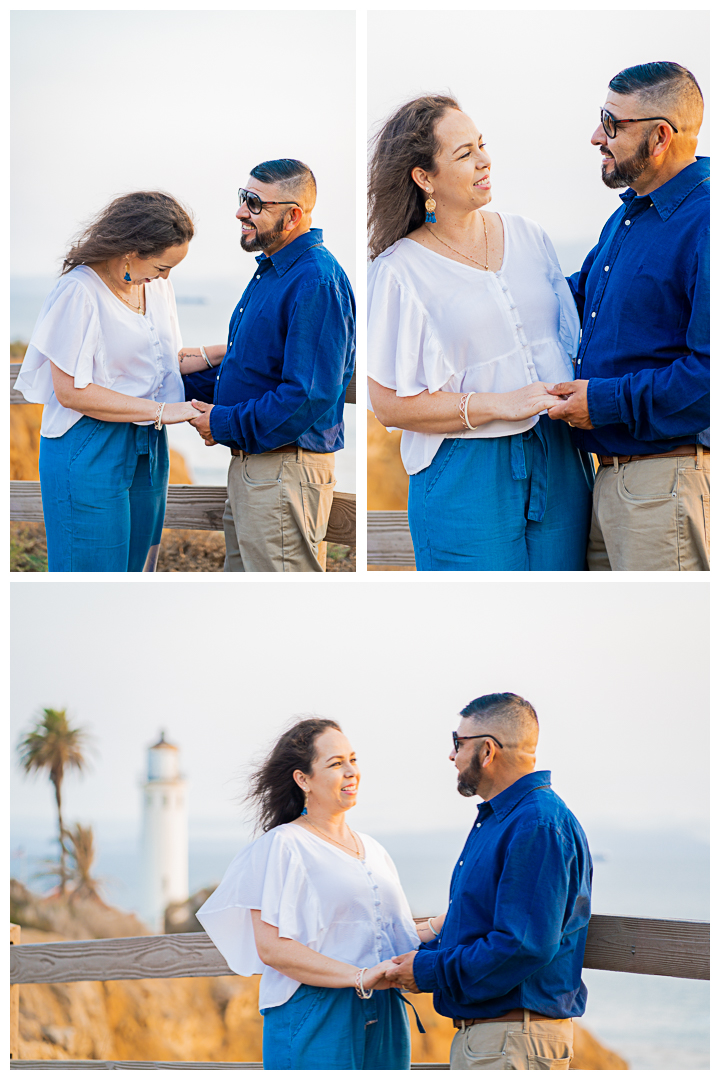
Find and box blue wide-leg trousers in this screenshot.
[39,416,169,572]
[408,415,593,571]
[261,984,411,1070]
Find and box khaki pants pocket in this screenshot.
[528,1055,572,1070]
[301,478,336,544]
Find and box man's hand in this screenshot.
[546,380,594,429]
[385,950,420,993]
[190,400,216,445]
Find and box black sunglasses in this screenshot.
[600,108,678,140]
[452,732,504,752]
[238,188,301,216]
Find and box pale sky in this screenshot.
[10,9,355,285]
[368,9,710,268]
[10,582,709,841]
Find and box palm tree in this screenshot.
[17,708,89,894]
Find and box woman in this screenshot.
[16,191,200,572]
[367,95,593,570]
[197,718,444,1070]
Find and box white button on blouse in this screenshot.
[367,213,580,475]
[16,265,184,438]
[197,822,420,1011]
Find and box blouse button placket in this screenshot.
[365,867,383,959]
[496,273,537,381]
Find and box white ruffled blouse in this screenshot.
[196,823,420,1010]
[367,213,580,474]
[15,265,184,437]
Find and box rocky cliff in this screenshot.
[12,882,628,1068]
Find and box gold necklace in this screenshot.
[305,818,362,857]
[424,211,489,271]
[102,262,144,314]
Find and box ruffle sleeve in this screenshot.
[15,278,102,404]
[196,830,324,977]
[367,254,454,397]
[541,229,581,364]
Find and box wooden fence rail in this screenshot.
[10,916,709,986]
[10,364,356,547]
[368,510,415,566]
[9,916,708,1069]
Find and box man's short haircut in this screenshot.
[460,692,538,748]
[249,158,317,208]
[609,61,703,131]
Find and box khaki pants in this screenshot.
[223,448,335,572]
[587,448,710,571]
[450,1014,573,1071]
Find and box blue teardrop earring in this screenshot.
[123,261,131,283]
[424,197,437,224]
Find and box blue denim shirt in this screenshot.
[413,772,592,1020]
[568,157,709,456]
[188,229,355,453]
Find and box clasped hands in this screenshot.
[365,951,421,994]
[545,379,593,430]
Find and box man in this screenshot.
[181,159,355,572]
[386,693,592,1070]
[546,62,709,571]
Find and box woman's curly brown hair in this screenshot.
[367,93,460,260]
[246,718,342,833]
[62,191,194,274]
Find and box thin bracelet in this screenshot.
[200,345,213,369]
[460,391,478,430]
[355,967,373,999]
[427,917,439,938]
[154,402,166,430]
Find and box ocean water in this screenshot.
[10,820,709,1070]
[10,276,356,494]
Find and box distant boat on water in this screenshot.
[175,296,208,306]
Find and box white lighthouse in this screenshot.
[141,732,188,933]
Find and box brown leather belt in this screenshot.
[230,444,298,457]
[453,1010,557,1028]
[598,444,706,467]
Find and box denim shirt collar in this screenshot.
[477,770,553,823]
[255,227,325,278]
[620,156,710,221]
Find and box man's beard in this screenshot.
[457,747,483,798]
[601,133,652,189]
[240,215,286,253]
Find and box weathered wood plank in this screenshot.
[10,1064,264,1071]
[581,914,709,981]
[11,364,355,406]
[368,510,415,566]
[10,925,20,1060]
[10,1064,443,1071]
[10,932,233,985]
[10,916,710,987]
[10,482,355,546]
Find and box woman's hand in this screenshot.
[361,959,401,991]
[492,382,563,423]
[161,401,202,424]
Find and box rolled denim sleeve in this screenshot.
[413,824,578,1004]
[209,281,354,453]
